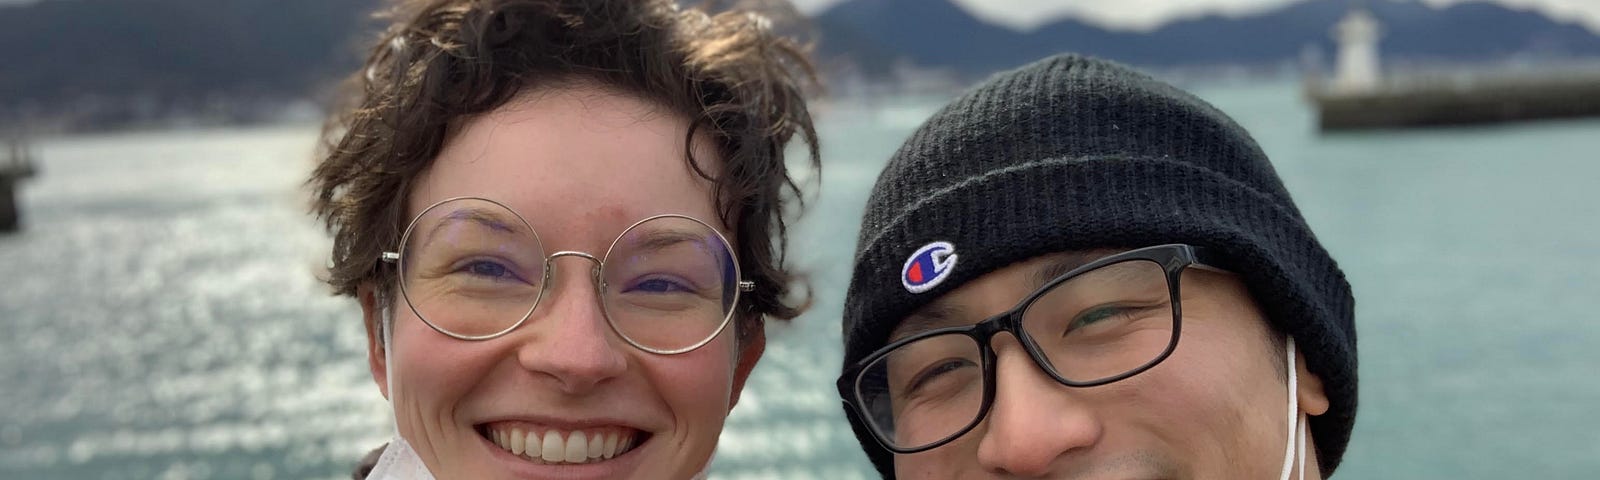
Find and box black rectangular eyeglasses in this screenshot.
[836,243,1230,453]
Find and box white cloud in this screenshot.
[951,0,1305,31]
[791,0,1600,33]
[787,0,846,13]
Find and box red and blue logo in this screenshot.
[901,241,958,293]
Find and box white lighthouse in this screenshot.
[1330,2,1382,93]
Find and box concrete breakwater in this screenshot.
[1307,70,1600,131]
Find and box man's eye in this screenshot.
[905,358,975,394]
[1064,305,1140,334]
[1074,306,1122,325]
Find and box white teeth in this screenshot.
[487,426,638,464]
[510,428,526,456]
[603,432,619,459]
[565,431,588,463]
[587,432,604,459]
[541,430,563,462]
[524,429,541,459]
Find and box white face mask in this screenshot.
[1279,338,1308,480]
[364,301,438,480]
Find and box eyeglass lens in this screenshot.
[853,259,1176,450]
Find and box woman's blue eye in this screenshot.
[465,260,510,279]
[629,277,693,293]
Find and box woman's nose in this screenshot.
[513,256,628,394]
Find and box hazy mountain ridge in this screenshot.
[3,0,1598,131]
[814,0,1600,77]
[0,0,381,130]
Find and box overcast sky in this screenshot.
[0,0,1595,33]
[789,0,1600,33]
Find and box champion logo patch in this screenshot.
[901,241,958,294]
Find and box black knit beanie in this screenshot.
[840,54,1356,477]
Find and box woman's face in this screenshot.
[362,84,763,479]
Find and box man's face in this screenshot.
[886,251,1329,479]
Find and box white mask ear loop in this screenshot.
[381,300,399,433]
[1278,337,1305,480]
[366,295,438,479]
[1297,409,1307,480]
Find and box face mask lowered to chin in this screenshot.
[365,442,712,480]
[365,435,435,480]
[364,307,439,480]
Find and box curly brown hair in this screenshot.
[309,0,820,335]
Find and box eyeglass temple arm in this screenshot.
[1187,245,1233,273]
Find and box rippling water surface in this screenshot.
[2,81,1598,479]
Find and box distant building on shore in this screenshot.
[1306,2,1600,131]
[1329,4,1382,95]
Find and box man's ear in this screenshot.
[728,316,767,410]
[1295,349,1329,416]
[359,283,390,400]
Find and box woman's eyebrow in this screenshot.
[624,229,704,253]
[417,208,520,250]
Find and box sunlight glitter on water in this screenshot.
[5,83,1600,478]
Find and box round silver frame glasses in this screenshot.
[379,196,755,355]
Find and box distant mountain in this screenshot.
[815,0,1600,77]
[816,0,1025,73]
[0,0,381,129]
[4,0,1599,131]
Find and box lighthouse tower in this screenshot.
[1331,2,1382,93]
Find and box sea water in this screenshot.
[2,80,1597,479]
